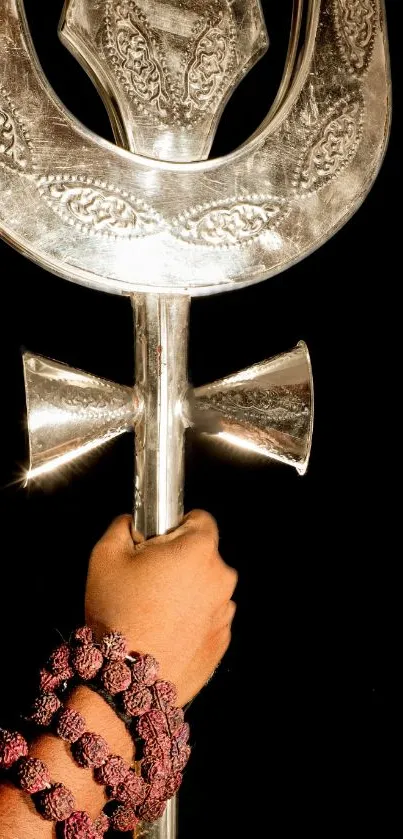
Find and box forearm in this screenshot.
[0,512,236,835]
[0,687,133,836]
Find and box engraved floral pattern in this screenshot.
[0,86,32,172]
[183,13,236,121]
[294,96,364,194]
[333,0,377,76]
[170,195,286,247]
[36,176,164,238]
[197,384,311,438]
[104,1,172,121]
[103,0,236,127]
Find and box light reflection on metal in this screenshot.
[193,342,313,475]
[23,353,140,482]
[24,343,313,484]
[132,295,190,538]
[26,431,126,483]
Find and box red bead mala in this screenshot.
[0,728,110,836]
[0,627,191,834]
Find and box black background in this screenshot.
[0,2,400,836]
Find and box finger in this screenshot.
[175,510,219,546]
[221,565,238,599]
[130,524,146,547]
[147,509,219,551]
[97,515,144,552]
[226,600,237,627]
[214,599,237,628]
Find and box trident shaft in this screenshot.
[0,1,391,837]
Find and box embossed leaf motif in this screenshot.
[295,97,364,194]
[110,4,170,117]
[36,177,164,238]
[198,387,311,437]
[171,197,286,247]
[61,0,268,160]
[183,17,235,118]
[104,0,236,126]
[0,87,31,171]
[333,0,377,76]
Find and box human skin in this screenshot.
[0,510,237,833]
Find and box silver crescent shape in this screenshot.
[0,0,391,297]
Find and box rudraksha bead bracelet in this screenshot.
[26,627,191,824]
[0,730,110,835]
[1,627,191,834]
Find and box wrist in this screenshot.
[30,686,133,819]
[1,627,191,835]
[68,686,134,764]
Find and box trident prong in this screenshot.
[0,1,391,837]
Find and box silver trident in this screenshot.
[0,1,390,837]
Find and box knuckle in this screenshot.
[107,513,132,534]
[185,509,219,540]
[179,529,217,562]
[97,514,132,547]
[214,600,237,631]
[223,565,238,593]
[175,529,202,556]
[227,600,237,623]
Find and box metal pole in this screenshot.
[132,293,190,838]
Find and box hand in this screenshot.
[85,510,238,706]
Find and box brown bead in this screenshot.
[100,631,127,661]
[93,813,110,836]
[0,729,28,770]
[130,653,159,686]
[29,693,61,727]
[137,710,170,741]
[115,769,147,806]
[101,660,131,695]
[39,669,63,693]
[59,811,97,838]
[71,645,103,680]
[138,796,167,823]
[142,734,171,763]
[94,754,129,787]
[16,757,51,794]
[165,772,182,799]
[166,706,184,734]
[72,627,94,646]
[142,755,172,784]
[36,783,75,821]
[171,743,191,774]
[48,645,73,681]
[122,684,153,717]
[110,804,139,831]
[72,733,109,768]
[151,680,177,711]
[56,708,86,744]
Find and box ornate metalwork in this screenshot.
[0,2,391,296]
[0,85,32,171]
[0,2,391,837]
[333,0,378,76]
[60,0,268,160]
